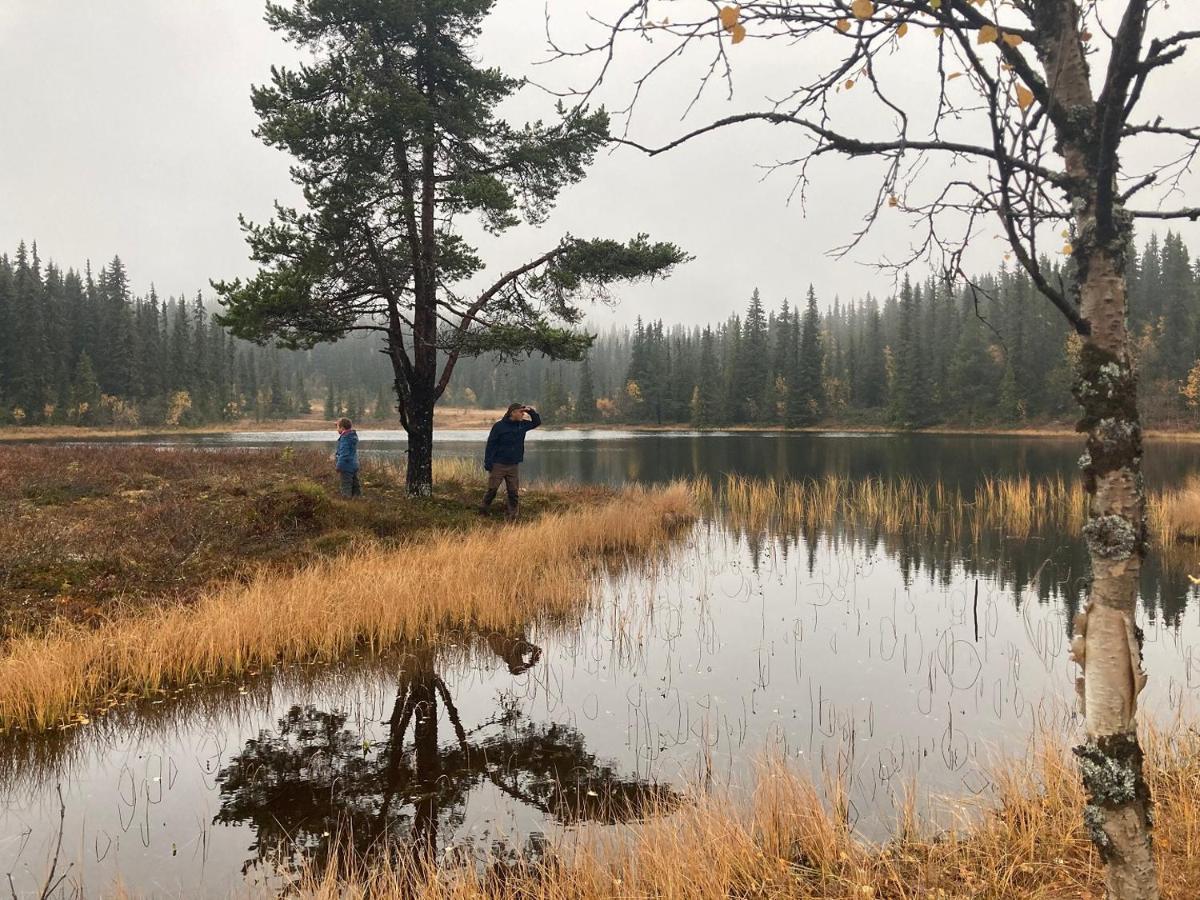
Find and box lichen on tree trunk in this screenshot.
[1070,243,1159,899]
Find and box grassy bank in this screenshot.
[294,724,1200,899]
[0,445,606,636]
[0,482,694,731]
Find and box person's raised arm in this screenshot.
[523,407,541,430]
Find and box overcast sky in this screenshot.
[1,1,1197,328]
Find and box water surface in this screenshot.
[4,432,1200,896]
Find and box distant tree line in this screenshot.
[0,243,400,427]
[1,233,1196,429]
[448,232,1200,429]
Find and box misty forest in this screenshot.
[2,231,1198,429]
[4,2,1200,900]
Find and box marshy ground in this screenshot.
[0,445,610,637]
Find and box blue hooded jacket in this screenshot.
[484,408,541,470]
[335,429,359,473]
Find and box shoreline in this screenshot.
[5,417,1200,443]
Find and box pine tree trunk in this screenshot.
[1071,245,1158,900]
[405,395,435,496]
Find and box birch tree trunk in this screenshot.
[1038,3,1159,896]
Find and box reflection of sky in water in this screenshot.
[3,513,1200,897]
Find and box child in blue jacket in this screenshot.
[335,417,361,498]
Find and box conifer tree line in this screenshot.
[2,234,1196,429]
[449,232,1200,429]
[0,243,324,426]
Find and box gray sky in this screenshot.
[1,1,1197,328]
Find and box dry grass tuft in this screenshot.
[0,483,695,732]
[292,725,1200,899]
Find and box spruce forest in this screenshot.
[2,233,1197,429]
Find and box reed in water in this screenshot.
[709,473,1199,559]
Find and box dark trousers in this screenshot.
[481,463,519,518]
[339,469,362,498]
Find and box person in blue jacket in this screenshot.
[480,403,541,519]
[334,417,361,498]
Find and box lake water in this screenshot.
[3,430,1200,896]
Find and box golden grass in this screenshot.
[707,473,1200,561]
[0,483,694,732]
[294,724,1200,899]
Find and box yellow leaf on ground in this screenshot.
[851,0,875,21]
[719,5,739,31]
[836,18,851,33]
[1015,84,1034,110]
[1003,33,1024,47]
[977,24,998,44]
[731,22,747,43]
[897,22,908,37]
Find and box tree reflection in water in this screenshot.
[214,631,675,880]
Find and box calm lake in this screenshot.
[4,430,1200,896]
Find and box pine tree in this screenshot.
[889,278,933,428]
[373,381,392,420]
[735,289,771,421]
[324,382,337,419]
[575,357,597,422]
[70,352,103,425]
[792,285,825,425]
[692,327,719,427]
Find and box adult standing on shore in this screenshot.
[480,403,541,519]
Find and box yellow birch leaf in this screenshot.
[836,18,851,33]
[947,71,963,79]
[719,5,740,31]
[851,0,875,21]
[888,195,899,207]
[1015,84,1034,110]
[1061,229,1070,237]
[934,26,944,36]
[977,25,998,44]
[1063,243,1074,255]
[897,22,908,37]
[1188,574,1200,585]
[1081,30,1093,42]
[1003,33,1024,47]
[845,79,856,90]
[731,22,747,43]
[930,0,942,8]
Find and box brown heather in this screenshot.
[0,483,694,731]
